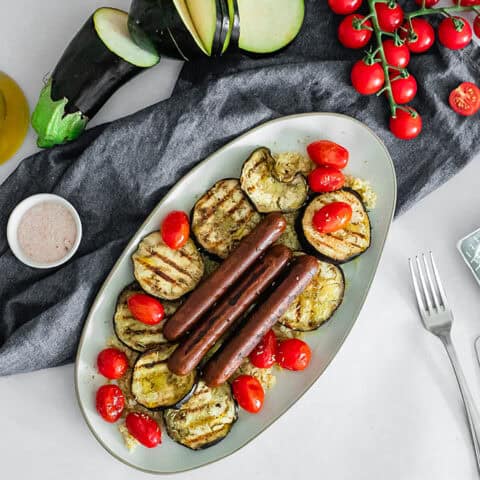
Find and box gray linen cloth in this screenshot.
[0,0,479,375]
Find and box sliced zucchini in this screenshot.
[302,190,371,263]
[237,0,305,53]
[164,380,237,449]
[275,212,301,251]
[278,254,344,331]
[132,233,204,300]
[192,178,262,259]
[132,346,197,409]
[240,147,308,213]
[113,283,181,352]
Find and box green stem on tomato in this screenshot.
[406,5,478,20]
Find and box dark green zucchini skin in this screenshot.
[51,14,141,118]
[129,0,203,60]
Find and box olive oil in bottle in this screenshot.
[0,71,29,164]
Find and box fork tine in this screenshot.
[422,253,440,310]
[429,251,449,308]
[409,257,427,313]
[416,255,433,313]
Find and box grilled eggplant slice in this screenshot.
[192,178,262,259]
[113,283,181,352]
[273,152,313,183]
[302,190,371,263]
[163,380,237,449]
[132,346,197,409]
[132,233,204,300]
[278,255,344,331]
[240,147,308,213]
[275,212,301,251]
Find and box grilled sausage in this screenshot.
[203,255,320,387]
[168,245,293,375]
[163,213,287,341]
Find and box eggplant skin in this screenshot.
[301,189,371,264]
[163,381,237,450]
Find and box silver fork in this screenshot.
[409,252,480,472]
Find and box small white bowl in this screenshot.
[7,193,83,269]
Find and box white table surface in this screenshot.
[2,1,480,479]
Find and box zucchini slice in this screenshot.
[132,233,204,300]
[240,147,308,213]
[278,254,344,331]
[32,7,159,148]
[163,380,237,449]
[192,178,262,259]
[302,190,371,263]
[132,346,197,409]
[114,283,181,352]
[236,0,305,53]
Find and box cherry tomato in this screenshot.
[351,60,385,95]
[438,17,472,50]
[415,0,439,6]
[232,375,265,413]
[312,202,352,234]
[389,108,422,140]
[452,0,480,5]
[327,0,362,15]
[338,14,372,49]
[277,339,312,371]
[475,15,480,38]
[308,167,345,193]
[96,384,125,423]
[390,73,418,104]
[306,140,349,169]
[161,210,190,250]
[382,39,410,69]
[249,330,277,368]
[400,18,435,53]
[125,412,162,448]
[97,348,129,379]
[127,293,165,325]
[449,82,480,116]
[375,2,404,33]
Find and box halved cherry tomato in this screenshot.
[390,72,417,104]
[161,210,190,250]
[415,0,439,5]
[475,15,480,38]
[306,140,349,169]
[351,60,385,95]
[249,330,277,368]
[449,82,480,116]
[125,412,162,448]
[127,293,165,325]
[328,0,362,15]
[375,2,404,33]
[338,14,372,49]
[96,384,125,423]
[400,18,435,53]
[277,339,312,371]
[389,107,422,140]
[308,167,345,193]
[438,17,472,50]
[97,348,129,379]
[382,39,410,69]
[232,375,265,413]
[312,202,352,234]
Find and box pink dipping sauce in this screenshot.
[17,201,77,264]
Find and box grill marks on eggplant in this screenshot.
[132,233,204,300]
[163,381,237,449]
[240,147,308,213]
[132,347,197,409]
[113,283,181,352]
[278,255,344,331]
[192,179,262,259]
[302,190,371,263]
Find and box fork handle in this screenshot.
[441,333,480,472]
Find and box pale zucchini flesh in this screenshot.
[132,233,204,300]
